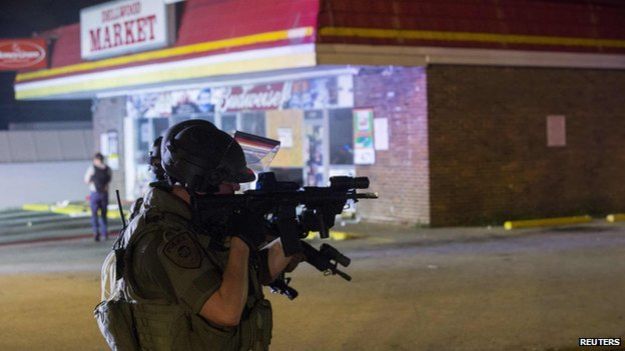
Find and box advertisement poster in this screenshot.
[266,110,304,168]
[100,130,120,170]
[126,76,351,119]
[353,109,375,165]
[303,116,324,186]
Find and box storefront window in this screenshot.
[240,111,266,136]
[125,74,355,199]
[198,114,216,125]
[329,108,354,165]
[130,117,169,198]
[221,114,237,135]
[170,113,215,126]
[136,118,168,163]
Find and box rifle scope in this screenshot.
[329,176,369,190]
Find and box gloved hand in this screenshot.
[284,251,307,273]
[226,207,267,250]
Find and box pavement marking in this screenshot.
[22,203,124,219]
[22,204,51,212]
[504,215,593,230]
[606,214,625,223]
[305,231,360,241]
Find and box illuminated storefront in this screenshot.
[14,0,625,225]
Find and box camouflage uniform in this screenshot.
[124,186,272,350]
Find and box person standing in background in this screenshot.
[84,152,112,241]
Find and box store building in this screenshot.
[14,0,625,226]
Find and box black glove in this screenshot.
[226,208,267,250]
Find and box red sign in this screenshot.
[0,39,47,71]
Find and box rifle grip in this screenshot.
[280,226,303,256]
[276,205,303,256]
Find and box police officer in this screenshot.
[123,120,298,350]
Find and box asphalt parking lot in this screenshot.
[0,222,624,350]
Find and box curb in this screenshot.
[22,203,124,219]
[305,230,361,241]
[606,214,625,223]
[504,215,593,230]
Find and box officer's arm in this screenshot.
[264,239,304,283]
[199,237,249,327]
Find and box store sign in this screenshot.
[0,39,47,71]
[126,76,354,118]
[214,83,290,112]
[80,0,172,60]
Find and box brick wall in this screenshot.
[318,0,625,54]
[92,97,127,199]
[428,65,625,226]
[354,66,430,225]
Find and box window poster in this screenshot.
[266,110,304,167]
[100,129,120,170]
[353,109,375,165]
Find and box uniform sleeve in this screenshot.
[157,230,224,314]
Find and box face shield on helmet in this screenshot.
[160,119,256,193]
[233,131,281,174]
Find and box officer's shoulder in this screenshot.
[132,209,187,240]
[157,230,204,270]
[124,212,165,249]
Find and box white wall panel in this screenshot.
[7,131,37,162]
[0,160,92,209]
[33,131,63,161]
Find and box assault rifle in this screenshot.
[193,171,378,256]
[192,172,377,299]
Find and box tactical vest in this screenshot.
[96,195,272,351]
[93,166,111,193]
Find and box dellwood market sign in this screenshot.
[80,0,174,60]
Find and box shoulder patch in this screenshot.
[163,233,203,269]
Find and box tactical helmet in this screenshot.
[160,119,255,192]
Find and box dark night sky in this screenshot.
[0,0,109,129]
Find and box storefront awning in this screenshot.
[14,0,625,100]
